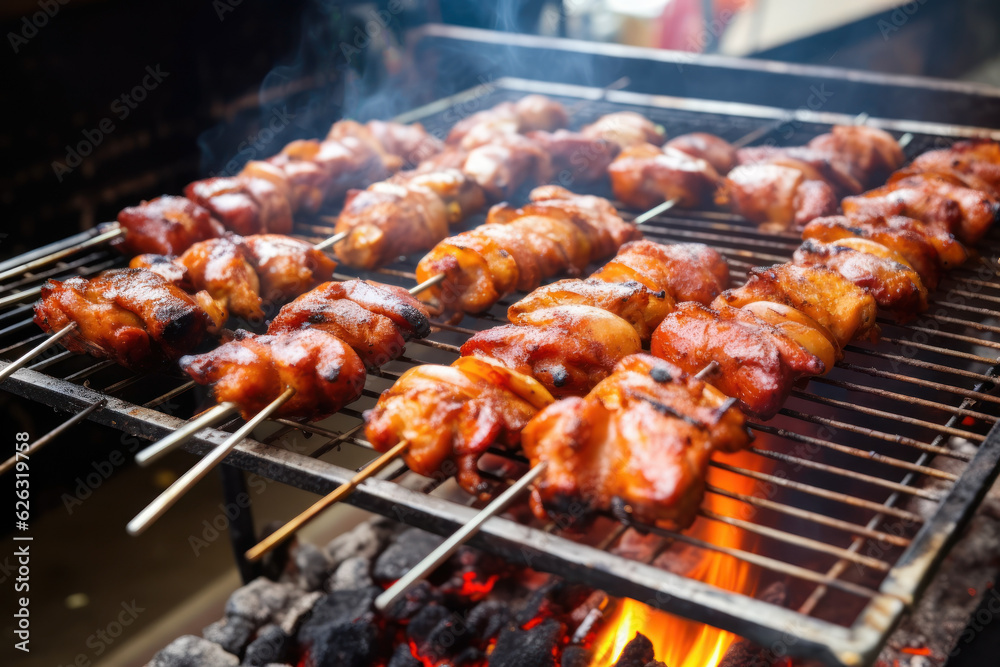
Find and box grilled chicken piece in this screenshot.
[527,129,621,184]
[736,145,863,196]
[609,143,721,209]
[714,263,879,346]
[890,166,999,198]
[175,235,263,320]
[184,176,293,236]
[268,280,430,369]
[461,305,642,398]
[909,139,1000,191]
[365,357,554,497]
[590,240,730,304]
[507,278,674,342]
[130,253,191,288]
[666,133,737,174]
[393,168,487,224]
[334,180,450,270]
[522,354,750,529]
[793,238,928,321]
[800,215,953,288]
[180,329,366,421]
[462,133,554,200]
[447,95,568,149]
[842,176,1000,245]
[807,125,905,186]
[33,268,219,370]
[365,119,444,166]
[580,111,666,149]
[719,164,838,231]
[416,187,639,314]
[651,303,829,419]
[243,234,338,302]
[115,196,224,256]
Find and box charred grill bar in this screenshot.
[4,27,1000,666]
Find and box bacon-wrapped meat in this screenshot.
[807,125,905,186]
[180,328,366,421]
[184,175,294,236]
[522,354,751,529]
[365,357,555,497]
[447,94,568,150]
[268,279,430,369]
[609,144,721,209]
[33,268,222,370]
[908,139,1000,191]
[114,196,224,256]
[461,133,554,201]
[415,187,639,314]
[735,145,863,196]
[527,129,620,184]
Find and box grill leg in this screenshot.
[219,464,262,584]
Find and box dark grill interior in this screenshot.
[3,78,1000,666]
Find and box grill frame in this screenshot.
[4,75,1000,666]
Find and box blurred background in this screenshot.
[2,1,1000,665]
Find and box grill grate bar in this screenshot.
[780,406,982,451]
[697,508,893,571]
[748,446,946,501]
[837,361,1000,408]
[844,345,1000,384]
[752,421,963,479]
[709,460,924,523]
[877,336,999,365]
[705,484,911,548]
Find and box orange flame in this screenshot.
[590,449,769,667]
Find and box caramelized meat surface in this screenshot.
[522,354,750,529]
[180,329,366,420]
[33,269,216,369]
[175,236,263,320]
[719,164,838,231]
[581,111,666,149]
[527,129,620,184]
[793,238,928,321]
[714,263,879,346]
[590,240,729,304]
[365,357,554,497]
[651,303,827,418]
[609,144,721,210]
[461,305,642,397]
[807,125,905,186]
[184,176,293,235]
[243,234,337,301]
[666,133,737,174]
[115,196,224,256]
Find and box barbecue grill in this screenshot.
[4,26,1000,667]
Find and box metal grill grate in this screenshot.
[3,77,1000,667]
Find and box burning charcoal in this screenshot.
[242,624,290,666]
[202,615,255,657]
[407,604,452,643]
[307,622,378,667]
[515,580,564,627]
[453,646,486,665]
[561,646,593,667]
[612,632,655,667]
[423,613,475,660]
[489,618,564,667]
[225,577,296,625]
[467,600,512,641]
[324,519,392,565]
[274,591,322,636]
[387,644,422,667]
[297,587,379,648]
[327,555,374,592]
[381,580,445,621]
[149,635,239,667]
[295,543,332,591]
[373,528,445,582]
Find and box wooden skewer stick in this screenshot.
[126,387,295,536]
[0,322,77,384]
[244,439,410,562]
[374,462,550,612]
[632,197,680,226]
[0,400,106,476]
[0,226,125,283]
[0,284,43,309]
[134,401,240,466]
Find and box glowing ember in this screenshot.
[589,449,768,666]
[458,571,500,599]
